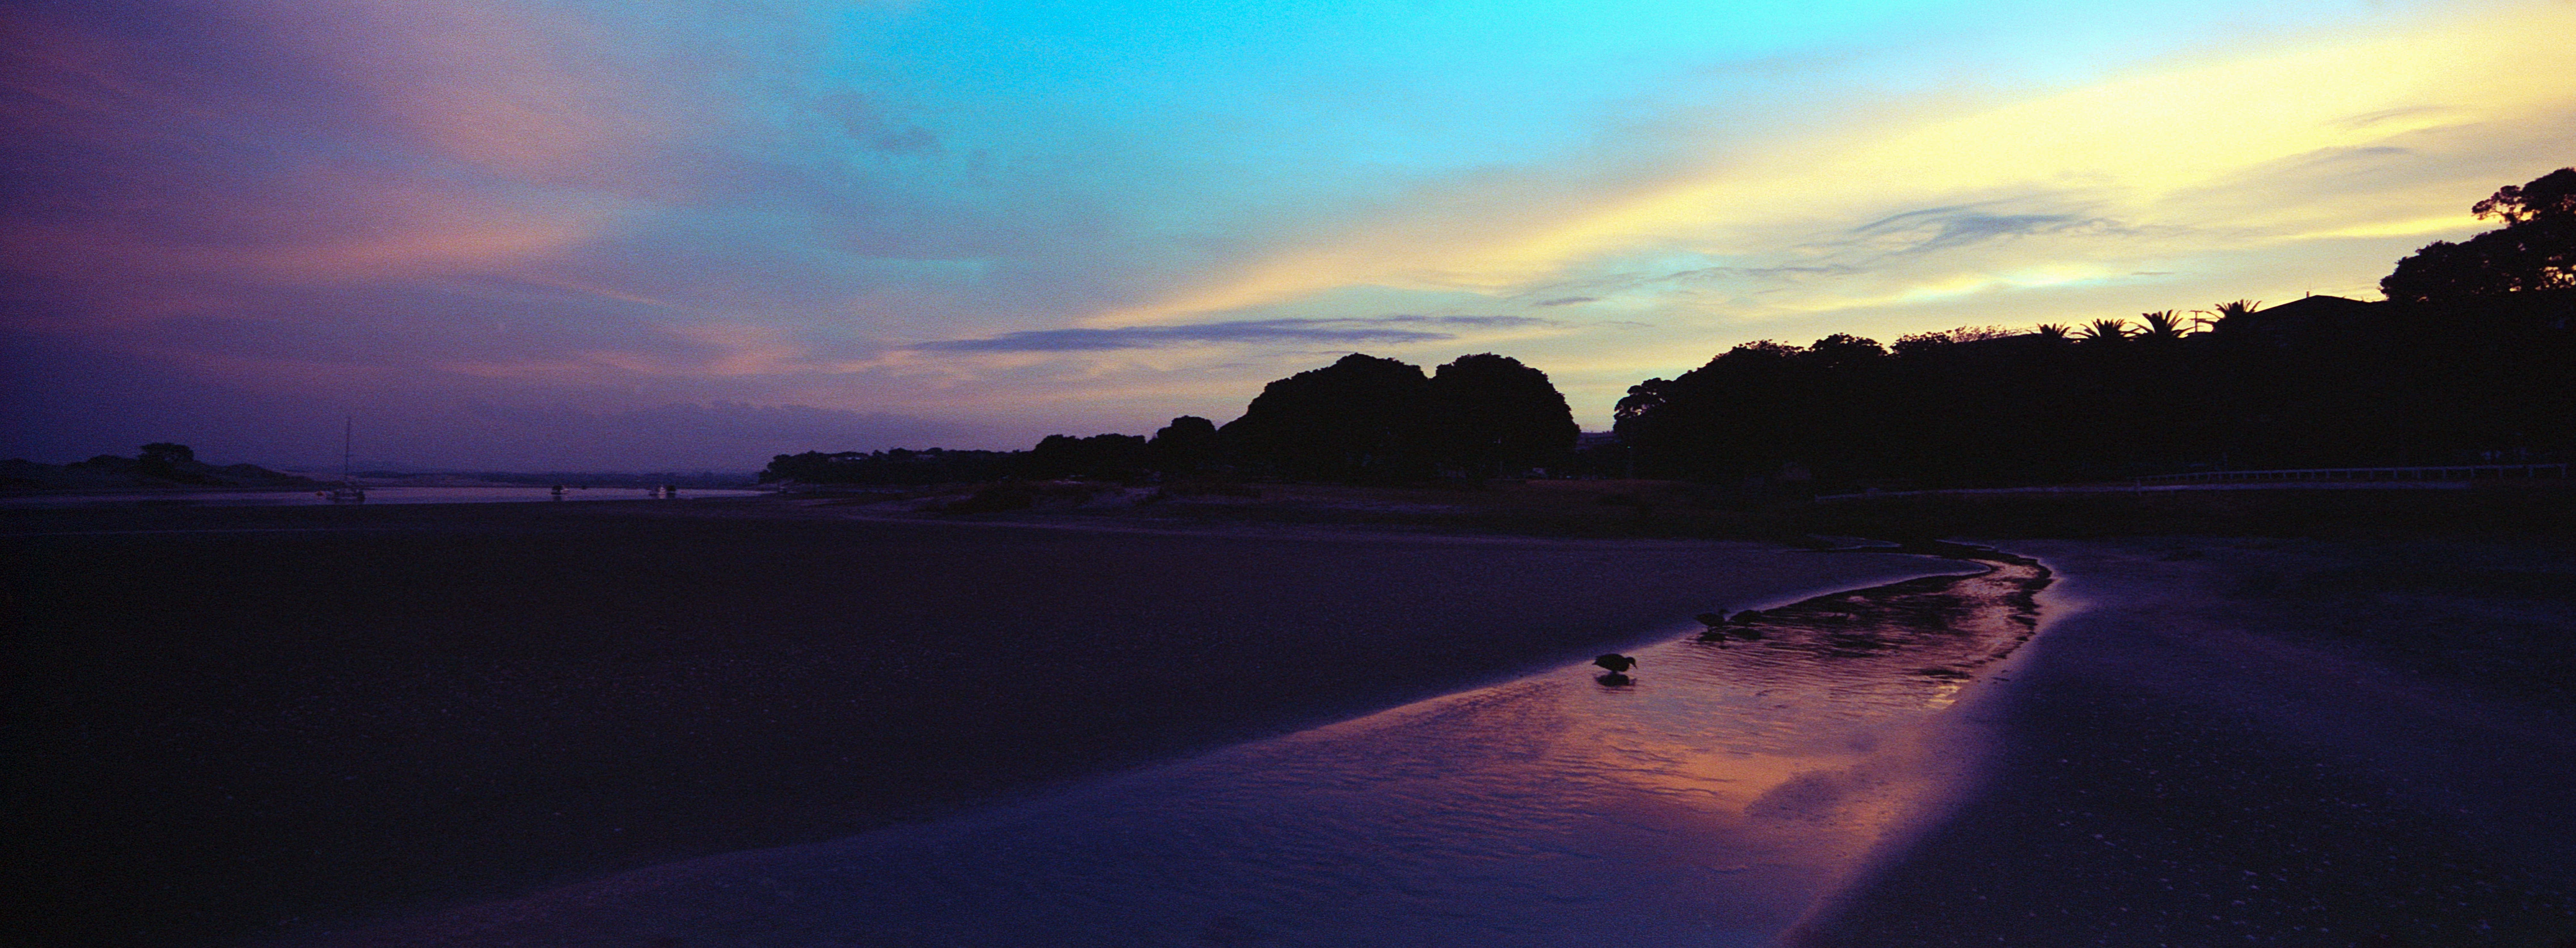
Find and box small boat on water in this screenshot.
[319,418,366,503]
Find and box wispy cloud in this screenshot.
[457,400,967,467]
[1848,205,2124,254]
[2333,105,2455,131]
[1654,264,1863,283]
[913,316,1557,352]
[4,0,2569,466]
[1094,2,2571,336]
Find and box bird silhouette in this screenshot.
[1594,653,1637,674]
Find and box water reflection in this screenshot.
[326,553,2049,947]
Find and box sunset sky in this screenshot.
[4,0,2570,470]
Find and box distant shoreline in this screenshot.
[739,475,2576,547]
[0,484,772,509]
[18,469,2561,541]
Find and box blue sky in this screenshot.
[4,0,2568,469]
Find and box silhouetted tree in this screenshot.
[2383,167,2576,304]
[1615,274,2572,489]
[1218,354,1430,481]
[1891,331,1955,359]
[2138,310,2190,341]
[1021,433,1148,480]
[2077,318,2131,343]
[760,448,1017,485]
[138,443,193,474]
[134,442,218,482]
[1147,416,1220,473]
[2204,300,2261,324]
[2474,167,2576,224]
[1611,337,1894,484]
[1421,354,1579,476]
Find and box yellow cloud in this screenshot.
[1780,265,2128,314]
[1105,1,2576,325]
[2281,213,2487,242]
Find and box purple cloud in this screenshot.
[914,316,1556,352]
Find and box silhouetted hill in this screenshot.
[1,450,321,490]
[766,353,1583,487]
[350,470,757,488]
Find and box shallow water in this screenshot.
[323,556,2049,947]
[0,485,766,508]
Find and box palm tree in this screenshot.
[2033,323,2073,342]
[2194,299,2260,332]
[2137,310,2190,341]
[2076,318,2132,343]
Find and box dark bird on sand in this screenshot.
[1594,653,1638,674]
[1695,612,1730,628]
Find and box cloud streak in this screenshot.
[3,0,2570,466]
[1094,2,2572,330]
[914,316,1559,353]
[1849,206,2125,254]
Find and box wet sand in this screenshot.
[3,498,1965,947]
[261,545,2049,947]
[1793,539,2576,945]
[22,497,2568,946]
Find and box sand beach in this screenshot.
[5,496,1962,946]
[8,492,2573,946]
[1792,538,2576,945]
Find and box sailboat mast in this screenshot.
[323,417,367,502]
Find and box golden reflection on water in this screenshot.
[1135,553,2059,940]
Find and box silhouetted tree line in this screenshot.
[766,172,2568,491]
[1,444,320,489]
[760,447,1023,485]
[1217,353,1580,481]
[1615,169,2576,490]
[2381,168,2574,303]
[761,353,1581,485]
